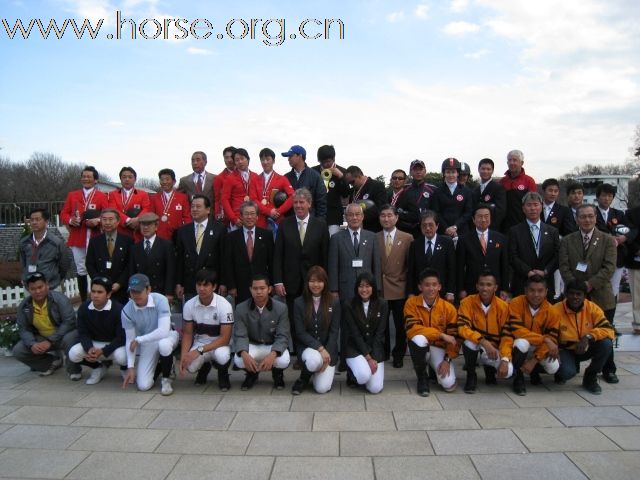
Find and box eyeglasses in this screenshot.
[391,176,406,181]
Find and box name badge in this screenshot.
[352,259,363,268]
[106,261,112,269]
[576,262,588,273]
[28,265,37,273]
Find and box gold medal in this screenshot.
[261,198,268,205]
[244,196,250,201]
[161,215,168,222]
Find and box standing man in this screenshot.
[345,165,387,232]
[499,150,537,232]
[213,146,237,225]
[283,145,327,218]
[508,192,560,299]
[432,158,473,239]
[541,178,573,235]
[129,213,176,299]
[222,201,274,304]
[175,194,226,302]
[179,269,233,391]
[152,168,191,241]
[60,166,109,301]
[12,272,81,380]
[564,182,585,234]
[19,208,70,291]
[107,166,151,241]
[387,169,416,236]
[395,160,437,238]
[377,205,412,367]
[456,205,509,300]
[86,209,133,305]
[121,274,180,395]
[177,150,215,205]
[312,144,351,235]
[221,148,260,230]
[233,275,291,390]
[472,158,506,231]
[624,203,640,333]
[559,204,618,383]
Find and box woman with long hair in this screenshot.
[342,271,388,393]
[291,266,341,394]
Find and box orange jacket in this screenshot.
[552,299,615,350]
[404,295,460,358]
[458,294,512,359]
[508,295,559,360]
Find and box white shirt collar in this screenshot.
[196,294,217,308]
[88,299,112,311]
[193,171,206,181]
[476,228,488,236]
[348,227,362,236]
[384,228,397,240]
[194,219,208,231]
[133,294,155,311]
[296,214,310,224]
[529,305,540,316]
[481,302,491,314]
[526,219,541,229]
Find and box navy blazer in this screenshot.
[456,229,509,294]
[407,235,456,296]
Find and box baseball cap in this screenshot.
[128,273,150,292]
[281,145,306,157]
[410,159,425,170]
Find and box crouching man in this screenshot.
[13,272,82,380]
[553,280,615,394]
[509,275,560,395]
[121,274,179,395]
[458,271,513,393]
[180,269,233,391]
[404,268,459,397]
[68,277,127,385]
[233,274,291,390]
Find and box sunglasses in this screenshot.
[391,176,406,181]
[26,272,45,282]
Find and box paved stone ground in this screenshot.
[0,305,638,479]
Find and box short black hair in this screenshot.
[565,279,588,294]
[478,158,494,169]
[541,178,559,191]
[191,194,211,208]
[566,182,584,195]
[82,166,99,181]
[473,203,493,217]
[195,269,218,286]
[91,276,113,293]
[317,145,336,162]
[223,146,237,157]
[420,210,439,224]
[158,168,176,181]
[259,148,275,160]
[29,208,50,221]
[596,183,617,197]
[346,165,363,176]
[524,274,547,289]
[379,204,397,215]
[477,269,497,283]
[119,166,137,179]
[418,267,440,284]
[251,273,271,286]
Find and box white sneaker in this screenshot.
[68,372,82,381]
[39,358,62,377]
[85,365,107,385]
[161,378,173,396]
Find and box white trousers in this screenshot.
[411,335,456,391]
[512,338,559,374]
[71,246,87,276]
[68,341,127,367]
[233,344,290,370]
[301,348,336,394]
[611,267,624,298]
[346,355,384,394]
[464,339,514,378]
[554,269,564,300]
[135,330,179,391]
[185,340,231,373]
[630,269,640,328]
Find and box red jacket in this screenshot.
[107,188,151,240]
[151,189,191,240]
[499,168,537,193]
[249,172,295,228]
[60,189,109,248]
[221,170,260,226]
[213,169,234,224]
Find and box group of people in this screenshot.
[14,145,638,397]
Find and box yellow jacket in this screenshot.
[508,295,559,360]
[458,294,512,359]
[552,299,614,350]
[404,294,460,358]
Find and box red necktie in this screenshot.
[247,230,254,260]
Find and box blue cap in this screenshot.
[281,145,306,157]
[128,273,150,292]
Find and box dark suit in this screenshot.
[175,220,226,297]
[223,227,274,304]
[351,178,387,232]
[311,165,351,227]
[543,202,574,237]
[596,207,634,268]
[433,183,473,235]
[177,171,215,204]
[407,235,456,296]
[508,221,560,298]
[342,299,388,362]
[472,181,506,231]
[456,230,509,295]
[129,236,175,296]
[293,296,340,366]
[86,233,133,303]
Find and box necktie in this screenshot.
[530,224,539,256]
[479,232,487,255]
[196,174,203,193]
[353,231,360,257]
[583,234,590,251]
[107,236,114,257]
[196,223,203,254]
[247,230,254,260]
[425,240,433,261]
[299,220,306,244]
[144,239,151,255]
[385,233,393,257]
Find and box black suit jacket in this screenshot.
[175,220,226,296]
[311,164,351,226]
[472,180,506,231]
[456,230,509,294]
[433,183,473,235]
[508,222,560,297]
[596,207,634,268]
[86,233,133,298]
[407,235,456,296]
[351,178,387,232]
[624,206,640,268]
[223,227,274,303]
[129,237,175,296]
[543,202,574,237]
[273,215,329,297]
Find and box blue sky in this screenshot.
[1,0,639,183]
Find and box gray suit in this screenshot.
[233,298,291,355]
[328,228,382,302]
[177,171,215,205]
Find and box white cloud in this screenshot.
[386,11,405,23]
[186,47,213,56]
[443,21,480,35]
[450,0,469,12]
[414,4,430,19]
[464,49,489,59]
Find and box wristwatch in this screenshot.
[197,346,205,355]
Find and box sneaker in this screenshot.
[194,362,212,385]
[68,372,82,381]
[417,377,430,397]
[241,372,259,391]
[39,358,62,377]
[217,367,231,392]
[272,368,285,390]
[291,378,307,395]
[85,365,107,385]
[161,378,173,396]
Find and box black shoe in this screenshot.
[194,362,212,385]
[602,372,619,384]
[428,366,438,383]
[554,373,566,385]
[153,361,162,382]
[583,375,602,394]
[337,360,347,372]
[291,378,307,395]
[217,364,231,392]
[464,372,477,394]
[241,372,259,391]
[293,359,303,371]
[272,368,285,390]
[513,371,526,396]
[484,366,497,385]
[346,368,357,387]
[393,357,404,368]
[417,376,430,397]
[529,370,542,385]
